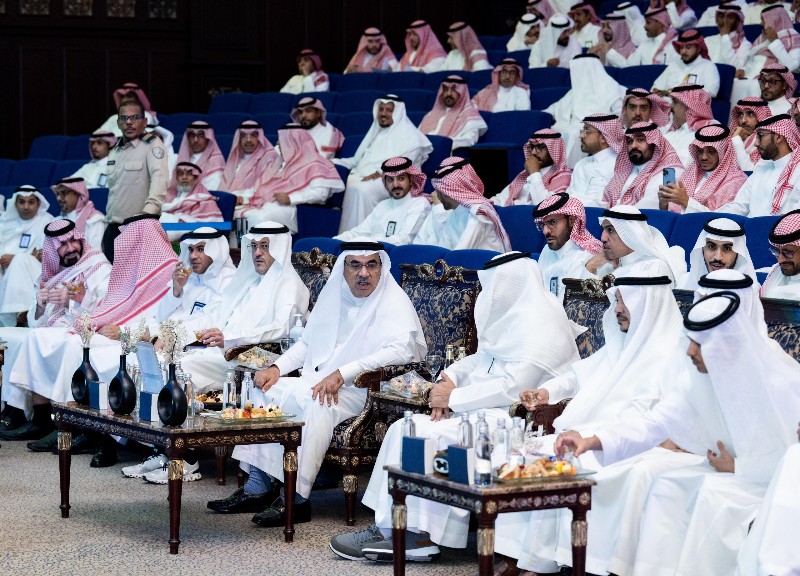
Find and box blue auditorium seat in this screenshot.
[65,135,91,160]
[746,215,781,269]
[468,70,494,92]
[88,187,109,214]
[216,134,233,157]
[293,237,343,254]
[486,50,507,67]
[247,92,294,114]
[8,159,58,188]
[423,71,472,91]
[28,135,72,161]
[421,135,453,192]
[474,110,554,148]
[210,190,236,222]
[337,133,364,157]
[0,159,14,186]
[208,93,253,114]
[716,63,735,103]
[668,212,747,264]
[407,110,426,126]
[505,50,531,67]
[390,89,435,112]
[296,196,345,240]
[743,24,761,43]
[585,207,605,238]
[39,186,61,216]
[334,163,350,183]
[295,92,338,113]
[253,113,292,134]
[388,244,449,281]
[327,73,344,91]
[616,64,667,89]
[377,72,425,90]
[333,90,383,114]
[157,113,207,137]
[712,101,731,125]
[338,113,375,137]
[496,205,545,253]
[523,67,570,88]
[207,113,250,134]
[444,249,502,270]
[53,160,86,182]
[531,86,570,110]
[334,73,380,91]
[478,35,500,50]
[640,208,679,239]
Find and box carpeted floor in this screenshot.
[0,440,481,576]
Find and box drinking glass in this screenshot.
[425,354,442,381]
[280,337,294,354]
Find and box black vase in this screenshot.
[71,347,98,405]
[108,354,136,414]
[158,363,187,426]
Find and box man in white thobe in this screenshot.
[329,252,580,562]
[729,96,772,170]
[565,114,623,208]
[69,131,116,188]
[335,157,431,246]
[652,29,721,97]
[418,76,487,151]
[605,7,679,67]
[472,59,531,113]
[760,209,800,299]
[50,177,106,250]
[290,97,344,160]
[568,2,602,49]
[172,121,225,191]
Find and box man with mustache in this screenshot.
[335,157,431,246]
[50,177,106,250]
[419,76,487,151]
[69,131,116,188]
[565,114,623,208]
[159,162,223,241]
[289,97,344,160]
[652,30,720,97]
[619,88,671,129]
[729,97,771,170]
[760,210,800,299]
[473,58,531,113]
[171,121,225,190]
[344,27,398,73]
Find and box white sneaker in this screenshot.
[121,453,168,478]
[143,460,201,484]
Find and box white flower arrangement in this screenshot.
[158,319,188,365]
[74,311,97,348]
[120,317,148,355]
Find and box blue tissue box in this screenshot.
[88,381,108,410]
[139,391,160,421]
[447,445,476,485]
[401,436,434,475]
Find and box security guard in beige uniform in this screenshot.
[103,100,167,261]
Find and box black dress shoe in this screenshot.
[48,433,98,455]
[27,430,59,452]
[251,497,311,527]
[90,443,118,468]
[0,407,26,432]
[207,488,274,514]
[0,420,54,441]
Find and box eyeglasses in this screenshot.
[249,242,271,253]
[117,114,144,123]
[758,77,783,86]
[345,261,381,271]
[535,216,566,231]
[755,130,775,140]
[770,246,797,260]
[579,127,600,136]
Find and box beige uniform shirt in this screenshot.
[105,133,167,223]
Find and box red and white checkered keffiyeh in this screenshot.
[175,121,225,184]
[716,5,745,49]
[568,1,601,24]
[605,13,636,58]
[729,97,772,163]
[670,83,716,130]
[679,125,748,210]
[247,125,342,208]
[220,121,281,193]
[584,113,626,153]
[91,215,177,327]
[645,7,678,64]
[448,22,491,71]
[757,114,800,214]
[473,59,530,112]
[164,162,223,220]
[346,27,397,72]
[398,20,447,71]
[89,131,116,157]
[672,29,710,59]
[420,76,485,137]
[290,97,345,157]
[623,88,672,127]
[534,192,603,253]
[297,49,329,89]
[431,157,511,250]
[112,82,155,115]
[758,62,798,99]
[50,177,104,237]
[528,0,556,22]
[603,121,684,206]
[381,156,429,199]
[756,7,800,67]
[506,130,572,205]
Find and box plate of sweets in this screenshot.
[195,391,222,411]
[203,402,295,423]
[235,347,278,370]
[494,456,594,484]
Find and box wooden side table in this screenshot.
[385,466,596,576]
[53,402,303,554]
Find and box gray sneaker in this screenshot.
[362,531,440,562]
[329,524,386,561]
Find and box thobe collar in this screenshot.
[552,238,578,259]
[590,147,615,162]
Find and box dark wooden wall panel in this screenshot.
[64,47,106,135]
[19,46,62,154]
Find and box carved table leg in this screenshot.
[343,474,358,526]
[166,449,185,554]
[477,517,497,576]
[570,507,588,576]
[283,448,298,543]
[57,426,73,518]
[392,492,407,576]
[214,445,228,486]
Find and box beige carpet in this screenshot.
[0,440,482,576]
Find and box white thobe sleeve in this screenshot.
[541,371,579,403]
[450,124,482,150]
[332,156,356,169]
[85,218,106,251]
[513,88,531,111]
[221,287,300,349]
[731,136,756,171]
[666,3,697,28]
[413,204,451,247]
[651,66,673,92]
[279,75,304,95]
[491,185,512,206]
[767,37,800,72]
[522,172,550,204]
[274,339,309,375]
[337,332,418,384]
[288,183,332,206]
[453,215,497,250]
[156,285,184,322]
[420,57,446,73]
[447,356,553,413]
[202,172,222,192]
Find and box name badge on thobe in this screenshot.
[686,74,697,84]
[190,301,206,315]
[106,160,116,166]
[550,277,559,295]
[19,234,31,249]
[386,221,396,237]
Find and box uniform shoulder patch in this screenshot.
[143,132,157,143]
[152,146,165,159]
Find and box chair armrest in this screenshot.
[223,342,282,362]
[353,362,432,391]
[516,398,572,435]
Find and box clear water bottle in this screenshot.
[130,365,141,417]
[222,369,235,410]
[241,371,253,407]
[474,420,492,486]
[457,346,467,362]
[492,419,509,464]
[401,410,416,437]
[184,371,197,416]
[443,344,455,368]
[474,410,486,443]
[509,417,525,467]
[457,412,473,447]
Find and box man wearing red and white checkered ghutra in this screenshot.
[729,96,772,170]
[760,209,800,299]
[565,114,624,207]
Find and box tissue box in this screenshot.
[139,391,160,421]
[88,381,108,410]
[447,445,476,485]
[401,437,434,475]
